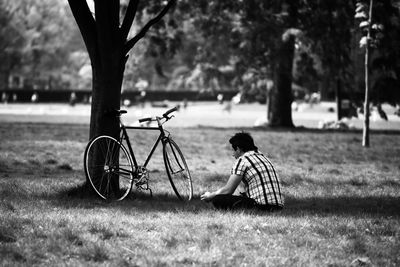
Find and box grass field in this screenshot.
[1,122,400,266]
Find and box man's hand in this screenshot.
[200,191,214,202]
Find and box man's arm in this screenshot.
[200,174,242,202]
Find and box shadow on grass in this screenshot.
[50,184,400,217]
[52,183,210,213]
[284,195,400,217]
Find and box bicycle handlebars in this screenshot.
[138,106,179,123]
[163,106,179,118]
[138,117,152,123]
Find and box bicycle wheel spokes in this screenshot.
[84,135,134,201]
[167,158,191,195]
[163,139,193,201]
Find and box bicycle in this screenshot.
[83,106,193,201]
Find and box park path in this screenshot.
[0,101,399,130]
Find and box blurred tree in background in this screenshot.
[0,1,25,88]
[0,0,85,89]
[172,0,301,126]
[365,0,400,106]
[0,0,399,124]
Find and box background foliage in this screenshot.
[0,0,399,104]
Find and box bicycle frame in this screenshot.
[84,106,193,201]
[119,122,167,172]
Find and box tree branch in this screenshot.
[120,0,140,41]
[124,0,175,55]
[67,0,97,58]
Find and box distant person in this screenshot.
[304,93,310,103]
[140,90,146,108]
[31,92,38,103]
[217,93,224,104]
[376,104,388,121]
[232,93,241,105]
[223,101,232,113]
[83,94,88,104]
[395,105,400,117]
[123,98,131,107]
[1,92,8,104]
[69,92,77,106]
[201,132,284,211]
[309,92,321,108]
[182,98,188,109]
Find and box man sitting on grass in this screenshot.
[201,132,284,211]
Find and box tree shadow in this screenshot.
[51,184,400,218]
[51,184,210,213]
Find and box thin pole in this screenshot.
[362,0,373,147]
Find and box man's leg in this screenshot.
[211,194,256,210]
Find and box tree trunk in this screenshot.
[362,42,370,147]
[336,78,342,121]
[87,55,125,194]
[89,55,125,141]
[67,0,175,196]
[68,0,126,192]
[362,0,373,148]
[268,35,295,128]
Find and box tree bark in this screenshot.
[89,56,125,140]
[268,34,295,127]
[86,1,123,140]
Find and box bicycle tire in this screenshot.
[84,135,134,201]
[163,138,193,201]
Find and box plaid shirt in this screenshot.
[231,151,284,207]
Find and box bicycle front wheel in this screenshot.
[84,135,134,201]
[163,138,193,201]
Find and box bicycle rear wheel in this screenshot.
[84,135,134,201]
[163,138,193,201]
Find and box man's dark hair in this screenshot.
[229,132,258,152]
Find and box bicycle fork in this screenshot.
[164,138,185,174]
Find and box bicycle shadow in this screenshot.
[54,185,400,217]
[53,185,211,212]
